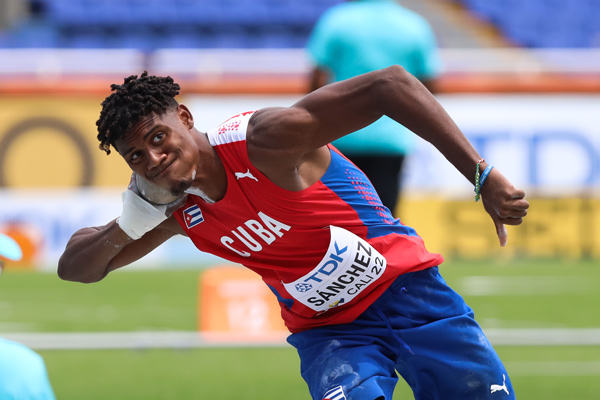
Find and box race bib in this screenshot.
[283,226,387,313]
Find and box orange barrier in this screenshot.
[439,72,600,93]
[199,266,288,342]
[1,72,599,95]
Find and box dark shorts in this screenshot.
[287,267,514,400]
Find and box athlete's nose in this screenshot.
[147,148,167,171]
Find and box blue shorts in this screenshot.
[287,267,514,400]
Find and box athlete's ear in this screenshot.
[177,104,194,129]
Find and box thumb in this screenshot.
[495,219,508,247]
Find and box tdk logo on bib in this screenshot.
[183,205,204,228]
[283,226,387,313]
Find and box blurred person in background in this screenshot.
[58,67,527,400]
[0,233,56,400]
[307,0,441,215]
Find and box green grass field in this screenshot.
[1,258,599,399]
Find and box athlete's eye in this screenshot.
[130,151,141,163]
[152,132,164,144]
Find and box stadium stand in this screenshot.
[458,0,600,48]
[0,0,598,95]
[0,0,344,49]
[1,0,599,50]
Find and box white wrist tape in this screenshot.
[117,190,168,240]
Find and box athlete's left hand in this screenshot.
[480,169,529,247]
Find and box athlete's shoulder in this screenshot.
[207,111,255,146]
[249,106,313,136]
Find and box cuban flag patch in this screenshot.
[323,386,346,400]
[183,205,204,229]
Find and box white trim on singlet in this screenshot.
[207,111,254,147]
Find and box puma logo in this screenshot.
[490,374,509,395]
[235,169,258,181]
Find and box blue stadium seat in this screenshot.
[0,0,368,49]
[173,0,222,27]
[62,32,112,49]
[161,33,201,49]
[461,0,600,48]
[46,0,87,26]
[123,0,179,26]
[1,27,60,48]
[251,27,300,48]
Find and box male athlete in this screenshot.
[58,67,528,400]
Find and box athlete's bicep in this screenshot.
[290,70,389,147]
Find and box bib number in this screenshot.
[283,226,387,313]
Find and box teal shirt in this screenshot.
[0,338,56,400]
[307,0,441,155]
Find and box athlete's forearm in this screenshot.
[57,219,134,283]
[58,200,182,284]
[58,218,177,283]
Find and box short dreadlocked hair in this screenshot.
[96,71,180,155]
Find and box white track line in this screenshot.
[507,361,600,376]
[485,328,600,346]
[3,328,600,350]
[2,331,289,350]
[458,276,594,296]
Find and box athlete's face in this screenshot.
[115,105,201,196]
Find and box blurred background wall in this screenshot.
[1,0,599,269]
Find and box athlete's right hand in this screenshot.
[117,173,187,240]
[480,169,529,247]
